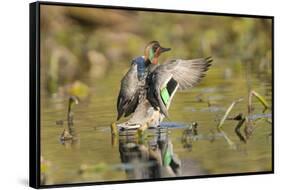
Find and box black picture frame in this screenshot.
[30,1,274,189]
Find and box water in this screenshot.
[40,62,272,185]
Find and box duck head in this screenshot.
[144,41,171,64]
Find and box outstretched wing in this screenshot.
[117,63,141,120]
[147,57,212,117]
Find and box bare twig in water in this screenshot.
[110,122,118,136]
[60,96,80,145]
[217,98,243,130]
[181,122,199,151]
[60,129,73,141]
[244,117,255,139]
[246,90,270,139]
[255,117,272,124]
[110,122,118,147]
[216,98,243,148]
[191,122,198,136]
[234,117,247,143]
[248,90,270,114]
[67,96,80,125]
[227,113,243,121]
[220,130,236,150]
[216,90,271,146]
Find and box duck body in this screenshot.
[117,56,148,120]
[116,41,212,129]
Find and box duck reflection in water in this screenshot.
[118,128,181,179]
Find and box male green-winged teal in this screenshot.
[116,41,212,129]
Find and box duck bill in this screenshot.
[159,47,171,53]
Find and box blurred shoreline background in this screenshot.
[40,5,272,98]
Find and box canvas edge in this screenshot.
[30,1,41,189]
[38,0,274,18]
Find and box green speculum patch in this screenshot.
[161,87,170,106]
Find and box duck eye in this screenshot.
[152,44,159,52]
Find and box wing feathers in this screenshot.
[116,64,141,120]
[169,57,212,90]
[148,57,212,117]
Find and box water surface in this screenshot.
[41,61,272,185]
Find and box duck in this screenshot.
[117,41,171,121]
[116,41,212,129]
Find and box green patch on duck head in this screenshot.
[149,48,154,62]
